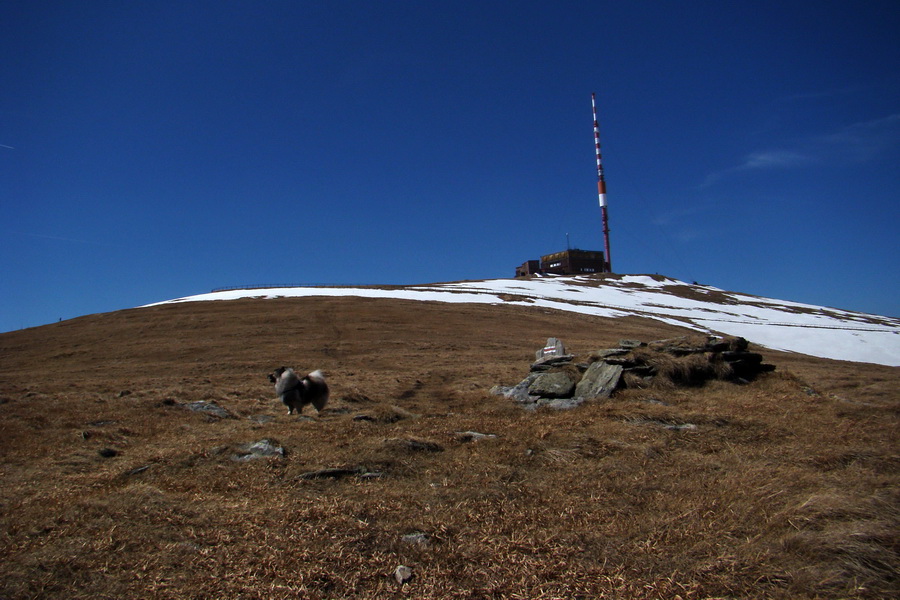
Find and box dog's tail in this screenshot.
[306,370,329,411]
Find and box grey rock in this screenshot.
[618,339,644,349]
[455,431,498,442]
[401,533,430,546]
[528,372,577,399]
[248,414,275,424]
[573,361,623,400]
[536,397,585,410]
[491,373,541,404]
[393,565,414,585]
[665,423,698,431]
[530,354,575,371]
[535,337,567,360]
[232,439,284,462]
[183,400,231,419]
[591,348,631,359]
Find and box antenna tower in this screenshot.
[592,92,612,272]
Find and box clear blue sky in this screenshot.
[2,0,898,332]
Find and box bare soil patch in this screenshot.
[1,297,898,599]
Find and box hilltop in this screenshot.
[1,275,898,599]
[149,274,900,366]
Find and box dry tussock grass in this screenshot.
[1,297,898,599]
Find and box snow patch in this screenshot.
[143,277,900,366]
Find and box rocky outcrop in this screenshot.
[493,335,775,410]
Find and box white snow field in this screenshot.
[145,275,900,366]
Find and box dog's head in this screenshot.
[267,366,289,384]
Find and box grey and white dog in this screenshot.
[268,367,329,415]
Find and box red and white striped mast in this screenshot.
[592,92,612,272]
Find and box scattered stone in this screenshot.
[124,464,152,476]
[629,418,698,431]
[573,361,623,400]
[393,565,414,585]
[98,448,119,458]
[454,431,498,442]
[665,423,698,431]
[117,390,132,398]
[528,371,577,399]
[183,400,231,419]
[232,439,283,462]
[534,397,585,411]
[401,533,430,546]
[248,414,275,424]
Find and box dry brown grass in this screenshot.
[1,296,898,599]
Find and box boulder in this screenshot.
[574,361,623,400]
[528,371,577,398]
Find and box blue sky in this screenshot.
[2,0,898,332]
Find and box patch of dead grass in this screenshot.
[1,297,898,599]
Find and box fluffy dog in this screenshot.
[268,367,329,415]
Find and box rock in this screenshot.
[98,448,119,458]
[124,464,152,476]
[248,414,275,424]
[232,439,284,461]
[590,348,631,360]
[573,361,623,400]
[528,372,577,398]
[530,354,575,371]
[183,400,231,419]
[618,339,644,349]
[401,532,430,546]
[454,431,498,442]
[535,337,567,361]
[393,565,414,585]
[535,397,585,410]
[491,373,541,405]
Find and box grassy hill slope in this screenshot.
[1,296,897,599]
